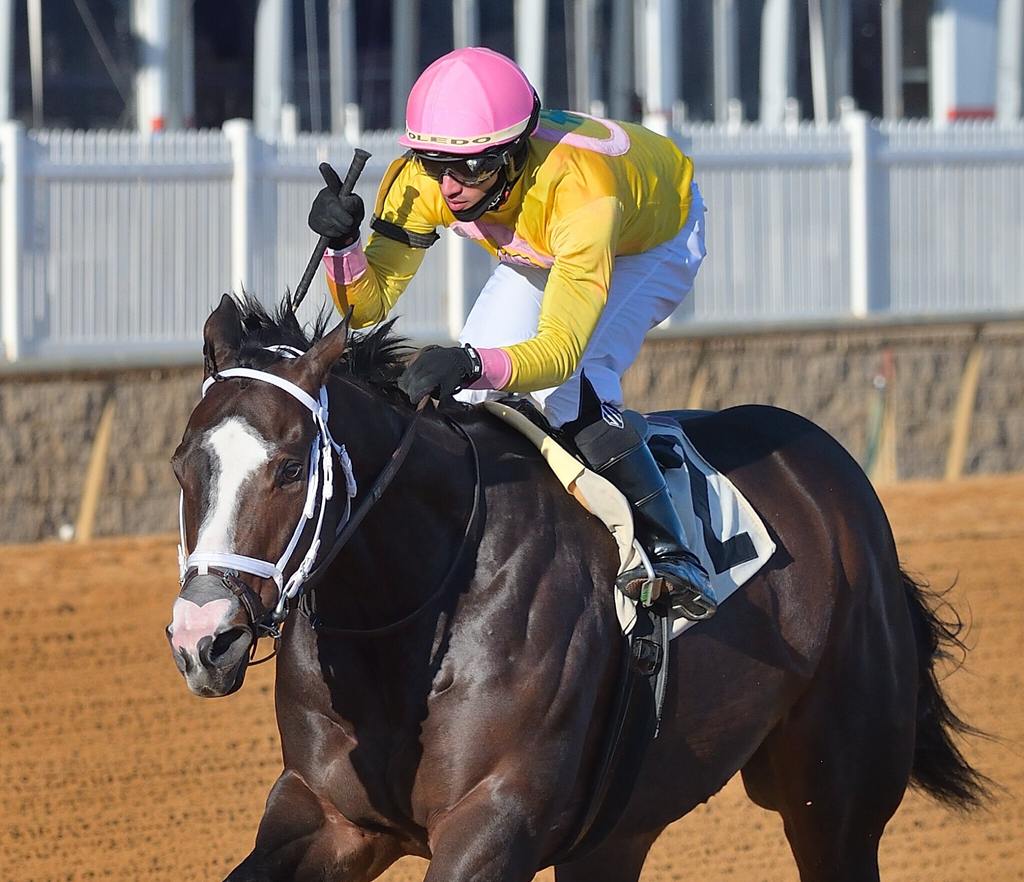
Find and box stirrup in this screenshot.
[665,579,717,621]
[661,555,717,621]
[617,562,717,622]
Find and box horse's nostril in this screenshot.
[174,646,191,674]
[210,627,248,662]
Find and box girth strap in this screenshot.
[551,603,671,865]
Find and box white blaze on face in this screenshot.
[194,416,274,554]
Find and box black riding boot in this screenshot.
[568,402,717,622]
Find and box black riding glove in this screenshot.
[399,345,483,405]
[308,182,365,249]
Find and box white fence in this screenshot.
[1,114,1023,367]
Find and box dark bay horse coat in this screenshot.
[170,297,988,882]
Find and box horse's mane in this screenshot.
[232,294,411,397]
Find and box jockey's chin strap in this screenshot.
[177,346,357,626]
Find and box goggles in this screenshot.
[417,151,506,187]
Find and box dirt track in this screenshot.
[3,477,1022,881]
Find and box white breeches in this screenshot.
[456,183,707,427]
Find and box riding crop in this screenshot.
[291,150,371,310]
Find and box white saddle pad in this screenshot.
[646,418,776,638]
[481,402,776,640]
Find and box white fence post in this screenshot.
[132,0,172,132]
[344,104,362,144]
[844,107,888,316]
[0,0,15,123]
[638,0,680,135]
[997,0,1023,123]
[453,0,479,48]
[760,0,794,128]
[391,0,419,130]
[224,118,255,294]
[515,0,547,102]
[1,119,24,361]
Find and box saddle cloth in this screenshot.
[482,401,776,640]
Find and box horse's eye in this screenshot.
[281,461,304,484]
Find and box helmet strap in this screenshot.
[450,169,513,222]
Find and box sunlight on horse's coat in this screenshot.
[195,417,274,555]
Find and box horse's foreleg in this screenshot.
[225,769,402,882]
[420,786,544,882]
[553,828,665,882]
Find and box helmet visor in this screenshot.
[416,152,505,187]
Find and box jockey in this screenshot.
[309,47,715,621]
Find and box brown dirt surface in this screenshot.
[3,476,1022,881]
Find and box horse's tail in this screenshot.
[902,568,992,809]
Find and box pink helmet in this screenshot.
[398,48,539,156]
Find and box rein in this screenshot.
[300,396,430,589]
[251,397,438,662]
[248,398,437,664]
[299,411,482,638]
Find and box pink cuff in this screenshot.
[323,239,368,285]
[468,347,513,390]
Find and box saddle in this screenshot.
[482,397,773,634]
[480,396,775,862]
[484,398,703,653]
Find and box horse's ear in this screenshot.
[292,312,350,391]
[203,294,243,378]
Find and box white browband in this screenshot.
[177,353,357,622]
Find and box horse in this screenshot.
[167,293,989,882]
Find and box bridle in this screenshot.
[176,346,474,659]
[178,345,358,652]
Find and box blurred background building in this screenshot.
[1,1,1021,134]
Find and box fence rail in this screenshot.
[1,114,1022,367]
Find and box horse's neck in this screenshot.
[319,387,478,634]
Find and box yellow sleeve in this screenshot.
[326,156,445,328]
[503,196,622,391]
[328,235,429,327]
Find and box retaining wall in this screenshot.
[1,321,1021,543]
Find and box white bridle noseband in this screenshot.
[177,346,357,623]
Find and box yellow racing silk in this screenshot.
[325,110,695,391]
